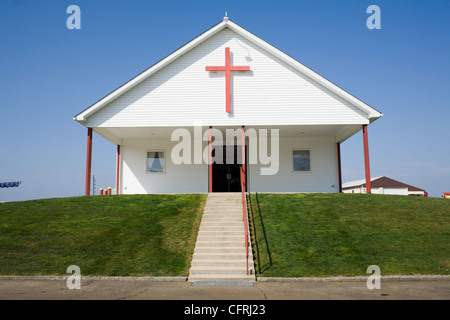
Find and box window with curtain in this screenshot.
[147,152,165,173]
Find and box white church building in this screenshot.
[74,17,382,195]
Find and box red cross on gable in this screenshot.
[205,47,251,113]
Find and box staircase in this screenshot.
[188,193,255,282]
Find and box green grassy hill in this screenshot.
[0,194,205,276]
[248,193,450,277]
[1,193,448,277]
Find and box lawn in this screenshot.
[2,193,449,278]
[248,193,450,277]
[0,194,206,276]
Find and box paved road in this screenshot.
[0,278,448,300]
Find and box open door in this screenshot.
[212,146,246,192]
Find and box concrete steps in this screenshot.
[188,193,255,282]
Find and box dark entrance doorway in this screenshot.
[212,146,246,192]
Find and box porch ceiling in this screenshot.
[93,124,363,145]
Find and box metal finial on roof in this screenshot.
[223,12,229,21]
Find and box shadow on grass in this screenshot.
[247,192,272,275]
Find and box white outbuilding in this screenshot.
[74,17,382,195]
[343,176,427,196]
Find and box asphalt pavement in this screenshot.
[0,277,448,300]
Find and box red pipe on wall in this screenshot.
[85,128,93,196]
[116,145,120,195]
[209,126,213,193]
[337,142,342,193]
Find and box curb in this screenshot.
[256,275,450,282]
[1,275,449,282]
[0,276,187,282]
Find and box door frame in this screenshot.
[209,144,248,192]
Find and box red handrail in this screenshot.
[241,125,249,276]
[241,167,248,275]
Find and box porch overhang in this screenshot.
[87,123,369,146]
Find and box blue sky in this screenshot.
[0,0,449,201]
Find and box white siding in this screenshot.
[120,135,339,194]
[248,136,339,193]
[371,187,382,194]
[384,188,408,195]
[121,139,208,194]
[87,29,368,128]
[342,187,364,194]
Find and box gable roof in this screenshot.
[343,176,425,192]
[74,17,382,123]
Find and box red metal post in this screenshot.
[100,188,103,195]
[209,126,213,193]
[337,142,342,193]
[85,128,93,196]
[241,126,246,193]
[362,125,371,194]
[116,145,120,195]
